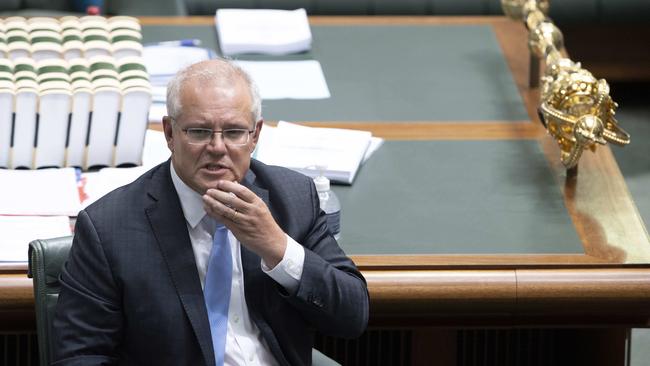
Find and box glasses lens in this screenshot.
[184,128,250,146]
[222,129,249,145]
[186,128,213,144]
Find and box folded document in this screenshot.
[0,168,82,216]
[143,44,213,122]
[216,8,312,55]
[0,216,72,262]
[235,60,330,100]
[254,121,381,184]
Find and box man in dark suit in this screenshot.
[53,59,369,366]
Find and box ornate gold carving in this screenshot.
[502,0,630,169]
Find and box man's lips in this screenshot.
[201,163,230,173]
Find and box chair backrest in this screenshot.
[27,235,74,366]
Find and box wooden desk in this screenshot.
[1,16,648,365]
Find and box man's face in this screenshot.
[163,78,262,194]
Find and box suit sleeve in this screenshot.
[52,210,122,365]
[286,181,370,339]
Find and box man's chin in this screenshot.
[199,169,235,189]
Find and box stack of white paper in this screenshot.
[235,60,330,100]
[81,165,150,208]
[216,8,312,55]
[0,216,72,262]
[143,45,213,86]
[142,45,213,122]
[254,121,381,184]
[0,168,82,216]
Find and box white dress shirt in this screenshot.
[170,164,305,366]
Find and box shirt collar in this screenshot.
[170,162,207,229]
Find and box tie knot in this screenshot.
[213,223,228,247]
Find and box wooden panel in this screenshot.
[353,254,609,269]
[517,268,650,317]
[301,122,544,140]
[0,275,33,310]
[139,15,525,27]
[541,137,650,264]
[366,270,516,324]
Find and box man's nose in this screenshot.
[206,132,227,151]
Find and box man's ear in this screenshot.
[162,116,175,152]
[250,119,263,152]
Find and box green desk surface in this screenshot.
[142,24,528,122]
[332,140,582,255]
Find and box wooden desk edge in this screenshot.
[4,268,650,325]
[138,15,513,26]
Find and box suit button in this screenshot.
[312,296,323,308]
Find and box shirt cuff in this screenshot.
[261,235,305,293]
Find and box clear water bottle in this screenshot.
[314,172,341,240]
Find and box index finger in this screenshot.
[217,180,258,203]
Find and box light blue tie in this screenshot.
[204,223,232,366]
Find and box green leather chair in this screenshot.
[27,235,340,366]
[28,236,74,366]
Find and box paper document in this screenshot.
[236,60,330,100]
[0,168,82,216]
[81,166,151,208]
[143,45,213,123]
[364,137,385,164]
[143,45,213,78]
[216,8,312,55]
[254,121,375,184]
[0,216,72,262]
[142,129,171,168]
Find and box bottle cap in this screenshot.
[314,175,330,192]
[313,164,330,192]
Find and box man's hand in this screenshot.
[203,180,287,268]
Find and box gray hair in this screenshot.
[166,58,262,124]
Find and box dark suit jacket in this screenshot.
[53,159,369,366]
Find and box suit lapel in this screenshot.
[144,161,215,366]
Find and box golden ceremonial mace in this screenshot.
[502,0,631,172]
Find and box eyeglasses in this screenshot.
[181,127,254,146]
